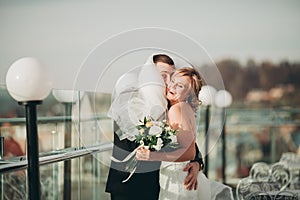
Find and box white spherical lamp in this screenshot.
[6,57,52,102]
[215,90,233,108]
[198,85,217,106]
[52,89,83,103]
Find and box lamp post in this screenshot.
[0,132,4,200]
[198,85,216,177]
[0,135,4,160]
[215,89,232,184]
[6,57,52,200]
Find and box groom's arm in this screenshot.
[191,143,204,171]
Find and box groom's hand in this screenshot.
[183,162,200,190]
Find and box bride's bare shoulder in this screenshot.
[169,102,191,112]
[168,102,195,131]
[168,102,192,118]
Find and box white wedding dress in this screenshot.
[159,161,234,200]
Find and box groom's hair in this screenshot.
[153,54,174,66]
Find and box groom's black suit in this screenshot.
[105,124,204,200]
[105,126,161,200]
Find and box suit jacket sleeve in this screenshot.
[191,143,204,170]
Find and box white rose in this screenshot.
[165,126,171,131]
[153,138,163,151]
[149,126,162,136]
[169,135,177,143]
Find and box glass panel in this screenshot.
[40,162,64,200]
[0,169,27,199]
[67,90,112,200]
[202,107,300,188]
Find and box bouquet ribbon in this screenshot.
[110,147,139,183]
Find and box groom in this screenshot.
[105,54,204,200]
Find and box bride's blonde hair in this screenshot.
[173,67,203,113]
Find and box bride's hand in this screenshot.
[136,146,150,161]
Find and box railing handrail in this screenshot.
[0,142,113,174]
[0,114,111,125]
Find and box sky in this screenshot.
[0,0,300,90]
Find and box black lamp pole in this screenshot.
[63,103,72,200]
[21,101,42,200]
[0,133,4,200]
[0,135,4,160]
[204,105,210,177]
[221,107,226,184]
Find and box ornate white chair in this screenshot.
[236,161,297,200]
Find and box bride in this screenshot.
[136,67,234,200]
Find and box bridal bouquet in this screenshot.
[123,116,179,181]
[135,116,179,151]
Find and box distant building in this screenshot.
[245,85,294,103]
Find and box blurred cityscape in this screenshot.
[206,59,300,107]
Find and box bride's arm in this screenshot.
[137,103,196,162]
[150,131,195,162]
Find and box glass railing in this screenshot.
[0,86,113,199]
[197,107,300,189]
